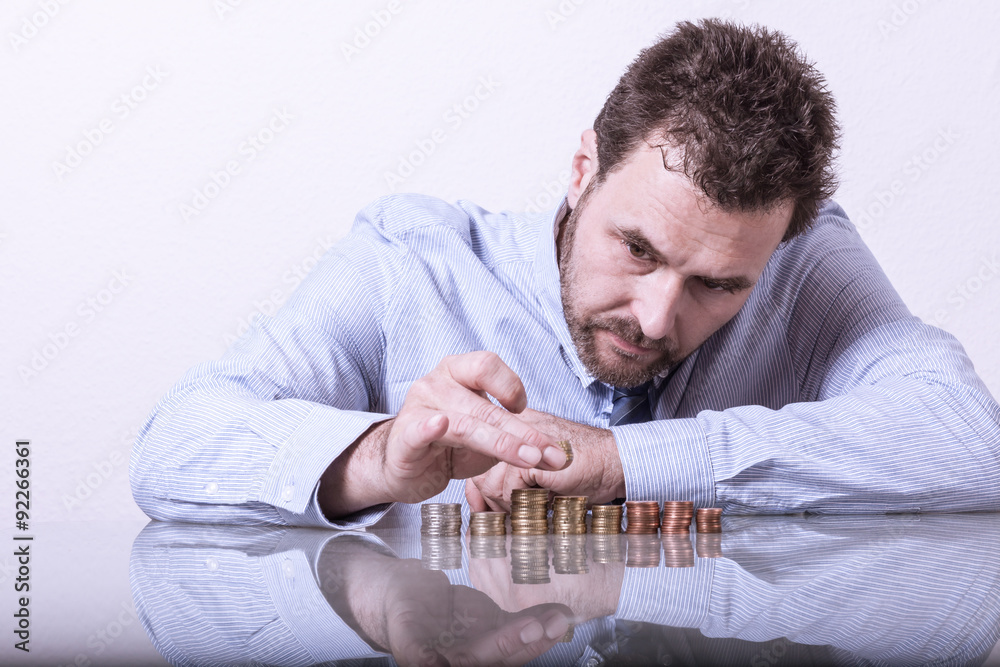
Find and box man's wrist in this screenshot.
[601,427,628,500]
[319,418,394,519]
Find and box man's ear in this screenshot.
[567,129,598,209]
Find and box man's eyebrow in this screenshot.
[617,225,753,291]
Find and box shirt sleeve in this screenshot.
[130,201,407,527]
[614,202,1000,512]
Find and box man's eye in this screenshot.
[702,279,730,293]
[623,240,648,259]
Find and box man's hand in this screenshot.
[320,352,570,517]
[465,409,625,512]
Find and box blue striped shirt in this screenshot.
[130,194,1000,528]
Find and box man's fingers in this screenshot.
[465,478,488,512]
[444,351,528,414]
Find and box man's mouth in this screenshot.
[604,330,660,357]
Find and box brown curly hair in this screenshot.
[592,19,840,241]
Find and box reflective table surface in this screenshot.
[7,510,1000,666]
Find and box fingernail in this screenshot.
[518,445,542,466]
[519,619,544,643]
[542,446,567,470]
[544,613,570,640]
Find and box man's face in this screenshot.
[558,139,792,388]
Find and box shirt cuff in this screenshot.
[616,557,715,628]
[611,418,716,506]
[262,405,393,526]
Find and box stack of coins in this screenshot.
[420,536,462,570]
[590,534,626,564]
[469,535,507,559]
[421,503,463,537]
[511,535,550,584]
[511,488,550,535]
[625,534,661,567]
[590,504,624,534]
[662,534,695,568]
[469,511,507,536]
[556,440,574,467]
[552,534,588,574]
[695,507,723,533]
[625,501,660,534]
[660,501,694,534]
[552,496,588,535]
[695,533,723,558]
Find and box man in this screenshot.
[130,20,1000,528]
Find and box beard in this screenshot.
[557,186,681,388]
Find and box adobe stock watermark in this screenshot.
[923,252,999,328]
[384,76,501,191]
[545,0,588,30]
[853,127,959,234]
[341,0,405,63]
[52,65,169,181]
[56,599,140,667]
[8,0,70,53]
[419,608,477,665]
[214,0,247,20]
[18,269,134,385]
[61,427,136,514]
[877,0,937,39]
[178,107,293,222]
[523,170,570,216]
[750,637,792,667]
[222,234,337,346]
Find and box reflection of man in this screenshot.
[130,20,1000,528]
[130,514,1000,665]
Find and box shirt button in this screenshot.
[282,559,294,578]
[205,482,219,495]
[585,658,602,667]
[205,557,219,571]
[282,485,294,502]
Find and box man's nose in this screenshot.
[632,272,684,341]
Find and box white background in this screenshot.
[2,0,998,524]
[0,1,998,664]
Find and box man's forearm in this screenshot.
[319,418,394,519]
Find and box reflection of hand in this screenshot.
[468,535,625,624]
[322,540,572,667]
[466,408,623,512]
[321,352,569,517]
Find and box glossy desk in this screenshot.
[5,510,1000,666]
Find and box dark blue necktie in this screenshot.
[609,381,654,426]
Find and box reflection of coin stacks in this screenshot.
[552,534,589,574]
[625,501,660,534]
[696,533,723,558]
[590,534,626,563]
[625,533,662,567]
[420,535,462,570]
[662,534,695,568]
[420,503,463,537]
[469,511,507,536]
[695,507,723,533]
[556,440,574,467]
[590,504,623,534]
[511,488,550,535]
[552,496,588,535]
[660,501,694,534]
[469,535,507,559]
[510,535,550,584]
